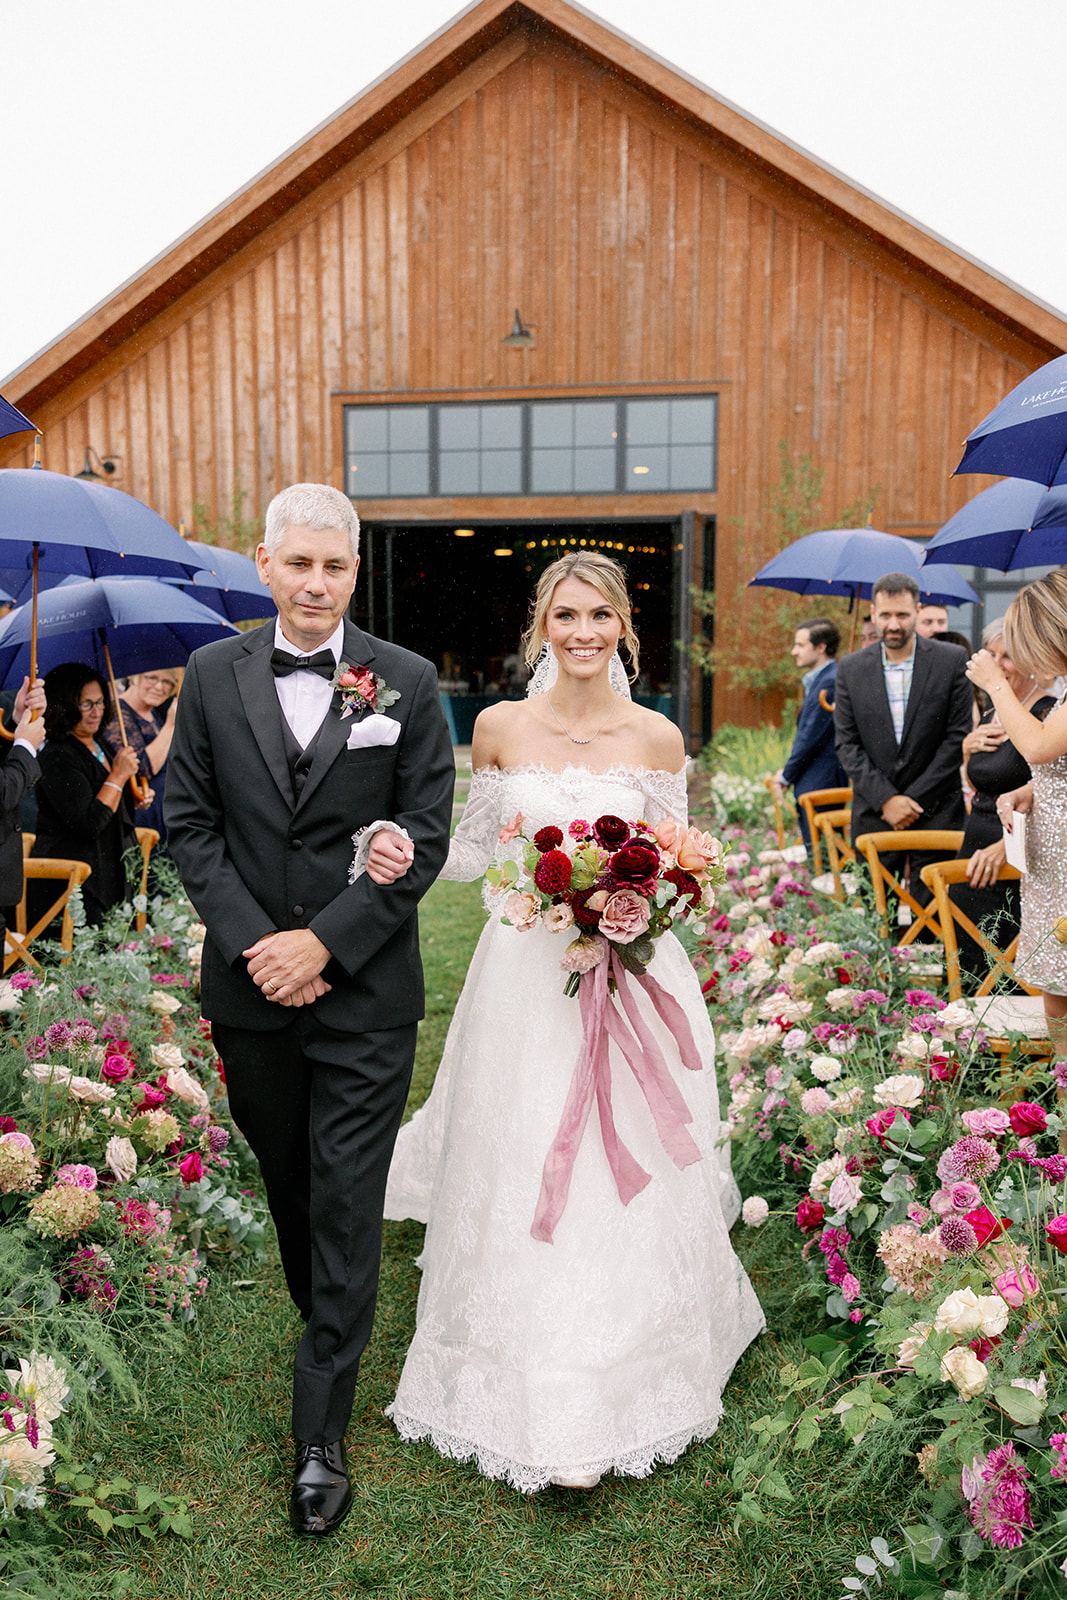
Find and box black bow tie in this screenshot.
[270,648,336,681]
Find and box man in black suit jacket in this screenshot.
[834,571,971,900]
[165,484,454,1536]
[0,677,47,936]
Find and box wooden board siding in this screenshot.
[2,20,1061,727]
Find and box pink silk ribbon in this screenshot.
[531,950,705,1243]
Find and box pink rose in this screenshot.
[964,1205,1011,1246]
[502,891,540,932]
[102,1053,133,1083]
[948,1181,982,1212]
[676,827,721,874]
[652,816,679,851]
[1047,1214,1067,1256]
[497,812,524,844]
[1008,1101,1048,1136]
[599,890,652,944]
[995,1265,1040,1308]
[338,670,360,688]
[961,1107,1012,1137]
[560,935,608,975]
[55,1163,98,1190]
[796,1196,824,1233]
[178,1150,203,1186]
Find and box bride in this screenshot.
[383,552,764,1492]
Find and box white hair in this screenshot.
[263,483,360,560]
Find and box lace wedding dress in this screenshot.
[384,763,764,1493]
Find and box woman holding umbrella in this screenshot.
[31,663,143,927]
[106,668,179,847]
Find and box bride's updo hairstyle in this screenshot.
[521,551,640,681]
[1002,566,1067,681]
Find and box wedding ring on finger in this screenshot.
[266,979,277,993]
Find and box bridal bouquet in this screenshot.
[487,812,726,996]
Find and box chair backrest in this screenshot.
[763,776,787,850]
[797,788,852,876]
[134,829,160,933]
[919,857,1039,1001]
[854,831,964,945]
[5,858,93,972]
[812,807,855,901]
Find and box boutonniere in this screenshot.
[329,661,401,721]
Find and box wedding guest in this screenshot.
[31,663,141,926]
[916,602,949,638]
[968,568,1067,1060]
[771,617,847,851]
[0,675,46,940]
[952,622,1057,984]
[106,668,179,848]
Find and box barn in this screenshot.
[3,0,1065,742]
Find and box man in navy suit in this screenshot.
[772,617,847,850]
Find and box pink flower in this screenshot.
[1008,1100,1048,1136]
[676,826,721,874]
[502,891,540,932]
[598,890,652,944]
[559,935,607,975]
[948,1181,982,1212]
[1049,1433,1067,1480]
[568,819,590,841]
[652,816,679,851]
[178,1151,203,1186]
[961,1441,1033,1549]
[1046,1214,1067,1256]
[961,1107,1012,1138]
[497,812,523,845]
[841,1273,861,1303]
[995,1265,1040,1308]
[800,1087,833,1115]
[101,1054,134,1084]
[54,1164,98,1191]
[796,1196,825,1233]
[963,1205,1011,1247]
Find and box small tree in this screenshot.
[191,480,263,555]
[688,442,878,710]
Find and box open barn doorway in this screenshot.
[352,516,700,741]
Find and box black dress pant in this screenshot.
[213,1014,417,1445]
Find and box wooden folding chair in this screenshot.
[812,808,856,902]
[919,857,1051,1061]
[763,776,788,849]
[5,858,92,971]
[854,831,963,945]
[134,828,160,933]
[797,787,853,876]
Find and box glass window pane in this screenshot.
[346,408,388,451]
[388,406,428,451]
[439,408,480,449]
[531,404,573,448]
[626,400,670,446]
[388,454,430,496]
[668,444,714,489]
[348,454,388,497]
[480,405,522,449]
[668,397,715,445]
[625,445,669,490]
[531,450,573,493]
[439,451,481,495]
[574,402,617,447]
[574,448,616,492]
[481,451,523,494]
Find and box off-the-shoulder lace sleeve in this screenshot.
[439,767,507,882]
[638,764,689,829]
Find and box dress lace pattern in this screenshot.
[385,764,763,1493]
[1017,693,1067,996]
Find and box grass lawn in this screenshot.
[48,797,911,1599]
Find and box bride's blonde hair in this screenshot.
[521,552,640,680]
[1003,567,1067,680]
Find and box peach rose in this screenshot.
[163,1065,210,1112]
[652,816,680,851]
[599,890,652,944]
[503,891,540,932]
[676,827,721,874]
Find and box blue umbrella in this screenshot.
[922,477,1067,571]
[163,539,277,621]
[749,527,979,607]
[955,353,1067,487]
[0,396,36,443]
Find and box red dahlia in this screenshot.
[571,887,603,928]
[534,849,573,894]
[663,866,702,910]
[533,825,564,852]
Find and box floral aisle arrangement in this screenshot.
[0,881,268,1556]
[699,818,1067,1596]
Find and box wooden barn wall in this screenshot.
[4,35,1051,727]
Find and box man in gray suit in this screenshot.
[834,570,971,898]
[166,483,454,1536]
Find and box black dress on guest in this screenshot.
[31,735,137,927]
[952,695,1056,983]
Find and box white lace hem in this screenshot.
[384,1409,723,1496]
[348,821,413,882]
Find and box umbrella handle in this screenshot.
[0,713,14,742]
[101,640,151,808]
[819,690,836,714]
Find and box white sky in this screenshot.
[3,0,1066,387]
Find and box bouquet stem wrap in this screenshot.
[531,951,704,1242]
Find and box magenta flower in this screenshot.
[938,1216,979,1255]
[101,1054,134,1084]
[937,1136,1000,1183]
[178,1150,203,1187]
[961,1442,1033,1549]
[44,1022,71,1051]
[54,1164,98,1191]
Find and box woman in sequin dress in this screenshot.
[966,569,1067,1041]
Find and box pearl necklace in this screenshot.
[546,693,619,746]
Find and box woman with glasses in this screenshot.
[106,668,179,848]
[31,662,141,926]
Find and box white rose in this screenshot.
[825,987,855,1012]
[830,1087,866,1114]
[936,1001,974,1036]
[162,1065,209,1112]
[810,1152,847,1200]
[105,1135,138,1183]
[828,1172,864,1213]
[940,1345,989,1401]
[68,1076,116,1104]
[150,1042,185,1073]
[187,942,204,968]
[896,1324,931,1369]
[741,1196,770,1227]
[744,959,775,988]
[149,991,182,1015]
[739,927,774,959]
[810,1055,842,1082]
[872,1073,925,1109]
[895,1033,944,1062]
[25,1063,71,1086]
[780,844,808,865]
[934,1288,1010,1340]
[186,922,207,943]
[800,941,843,967]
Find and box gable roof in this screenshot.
[8,0,1067,417]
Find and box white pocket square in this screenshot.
[345,714,401,749]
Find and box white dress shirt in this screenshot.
[272,619,344,749]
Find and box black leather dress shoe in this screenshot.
[289,1439,352,1536]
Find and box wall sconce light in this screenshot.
[493,546,513,557]
[502,309,536,350]
[74,446,121,483]
[453,527,475,538]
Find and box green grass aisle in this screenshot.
[60,848,908,1597]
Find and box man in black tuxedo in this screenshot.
[165,483,453,1536]
[0,676,47,937]
[834,570,971,900]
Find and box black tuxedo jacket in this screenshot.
[0,742,39,907]
[164,619,454,1033]
[833,636,972,842]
